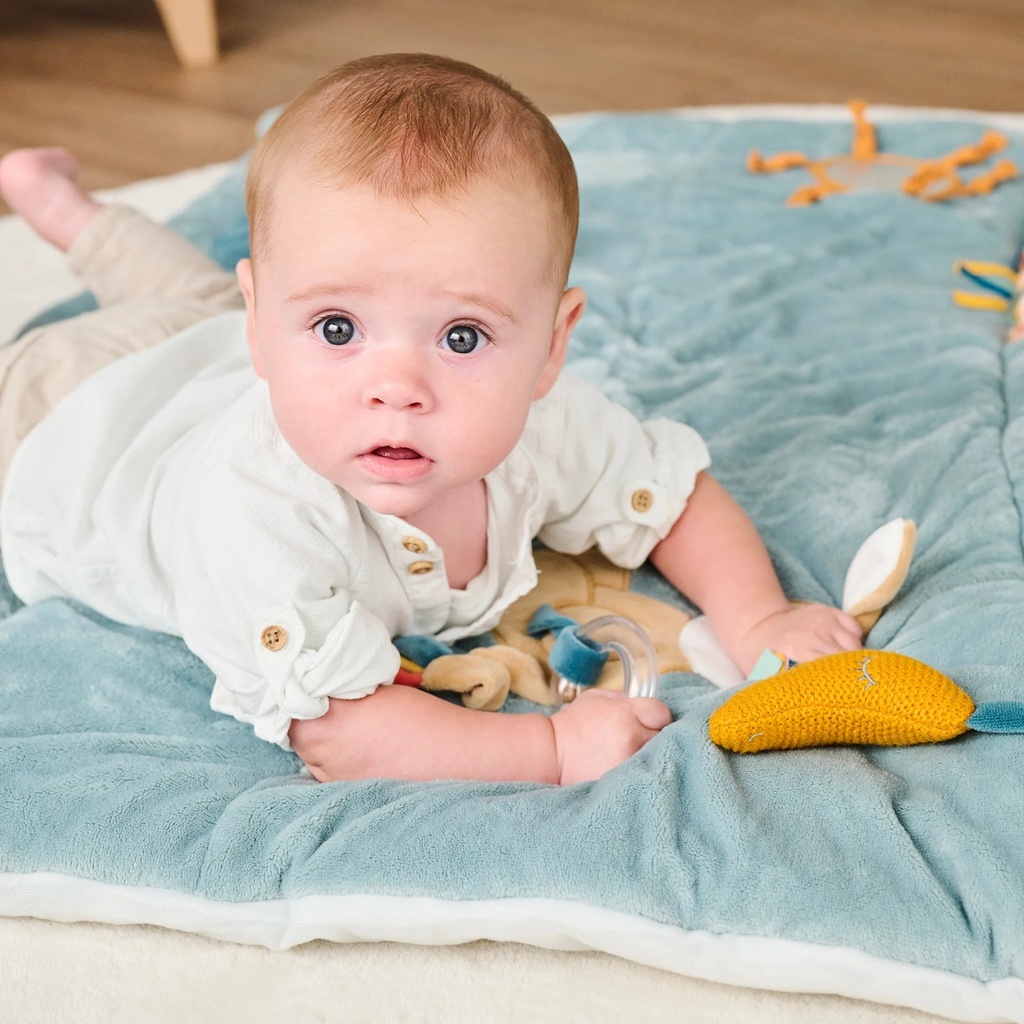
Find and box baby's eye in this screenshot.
[314,316,355,346]
[442,325,485,354]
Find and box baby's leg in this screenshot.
[0,148,99,252]
[0,147,241,310]
[68,204,243,322]
[0,148,244,489]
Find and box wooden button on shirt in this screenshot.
[261,625,288,651]
[631,488,655,513]
[408,561,434,575]
[402,535,428,554]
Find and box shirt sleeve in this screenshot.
[533,374,711,569]
[170,429,399,751]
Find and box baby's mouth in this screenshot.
[371,446,423,460]
[359,444,433,481]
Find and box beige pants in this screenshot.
[0,205,244,488]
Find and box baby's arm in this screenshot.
[289,685,671,785]
[650,472,863,675]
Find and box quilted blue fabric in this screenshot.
[2,112,1024,1008]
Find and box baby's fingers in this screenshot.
[629,696,673,732]
[833,611,866,649]
[571,689,672,730]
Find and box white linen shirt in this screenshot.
[0,311,710,748]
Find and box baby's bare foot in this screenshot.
[0,148,101,252]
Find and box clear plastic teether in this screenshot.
[554,614,660,705]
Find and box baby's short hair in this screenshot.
[246,53,579,285]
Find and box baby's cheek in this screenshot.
[269,392,330,464]
[482,413,531,467]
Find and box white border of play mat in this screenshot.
[0,872,1021,1022]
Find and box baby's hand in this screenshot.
[735,603,863,673]
[550,689,672,786]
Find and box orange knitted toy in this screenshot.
[748,100,1018,206]
[708,648,1024,754]
[709,650,974,753]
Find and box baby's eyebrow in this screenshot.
[286,283,373,304]
[285,283,519,326]
[442,290,520,326]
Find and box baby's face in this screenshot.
[238,171,584,525]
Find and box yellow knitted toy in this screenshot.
[709,650,976,752]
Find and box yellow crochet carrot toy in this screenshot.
[709,648,1024,753]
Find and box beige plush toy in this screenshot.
[416,546,691,709]
[408,519,917,709]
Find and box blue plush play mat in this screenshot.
[4,109,1024,1023]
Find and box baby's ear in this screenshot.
[535,286,586,399]
[235,258,264,378]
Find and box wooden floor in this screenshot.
[1,0,1023,209]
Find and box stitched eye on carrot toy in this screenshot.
[708,648,1024,753]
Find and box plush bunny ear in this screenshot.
[842,519,916,632]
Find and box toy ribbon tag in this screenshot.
[952,251,1024,344]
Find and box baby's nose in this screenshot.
[364,350,433,411]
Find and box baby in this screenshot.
[0,54,863,785]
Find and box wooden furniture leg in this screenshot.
[154,0,219,68]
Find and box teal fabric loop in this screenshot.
[392,635,454,667]
[548,627,608,688]
[966,702,1024,734]
[527,603,608,686]
[392,632,496,667]
[526,604,581,638]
